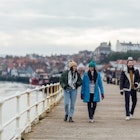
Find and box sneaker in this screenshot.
[89,119,94,123]
[125,116,130,121]
[130,114,134,119]
[69,117,74,123]
[64,115,68,122]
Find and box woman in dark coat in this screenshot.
[60,60,82,122]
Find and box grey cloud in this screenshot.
[0,0,140,55]
[0,0,140,30]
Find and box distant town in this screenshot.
[0,40,140,85]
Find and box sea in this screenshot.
[0,82,38,140]
[0,81,34,97]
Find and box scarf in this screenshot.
[68,70,78,89]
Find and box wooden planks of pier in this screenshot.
[23,83,140,140]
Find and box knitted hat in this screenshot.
[127,57,133,64]
[89,61,96,68]
[127,57,133,61]
[69,60,77,68]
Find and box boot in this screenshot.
[69,117,74,122]
[64,115,68,121]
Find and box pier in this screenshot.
[23,83,140,140]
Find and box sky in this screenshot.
[0,0,140,56]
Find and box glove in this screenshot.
[134,83,138,88]
[81,94,84,100]
[101,94,104,100]
[120,91,123,95]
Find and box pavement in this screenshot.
[23,82,140,140]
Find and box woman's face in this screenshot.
[72,65,77,72]
[89,67,94,71]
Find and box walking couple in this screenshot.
[60,60,104,123]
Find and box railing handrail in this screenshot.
[0,82,63,140]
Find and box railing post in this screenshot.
[41,85,45,113]
[59,84,64,98]
[34,87,39,124]
[15,92,21,140]
[46,85,50,112]
[25,90,31,133]
[56,84,59,103]
[50,84,53,108]
[0,97,4,140]
[54,84,57,105]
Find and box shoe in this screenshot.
[130,114,134,119]
[69,117,74,122]
[89,119,94,123]
[125,116,130,121]
[64,115,68,121]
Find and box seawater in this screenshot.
[0,81,34,97]
[0,82,39,140]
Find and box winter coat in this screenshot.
[120,67,140,92]
[81,71,104,102]
[60,70,82,90]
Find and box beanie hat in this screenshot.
[127,57,133,64]
[69,60,77,68]
[127,57,133,61]
[89,61,96,68]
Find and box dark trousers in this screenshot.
[87,94,97,119]
[124,89,137,116]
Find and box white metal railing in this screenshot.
[0,83,63,140]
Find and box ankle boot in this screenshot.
[69,117,74,122]
[64,115,68,121]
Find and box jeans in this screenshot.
[87,94,97,119]
[124,89,137,116]
[64,89,77,117]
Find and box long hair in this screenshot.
[70,67,77,78]
[88,69,97,83]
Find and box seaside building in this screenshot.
[116,40,140,52]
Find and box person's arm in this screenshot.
[134,69,140,88]
[76,73,82,88]
[81,74,85,99]
[120,71,125,95]
[98,72,104,99]
[60,71,67,89]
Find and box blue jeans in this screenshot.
[64,89,77,117]
[125,89,137,116]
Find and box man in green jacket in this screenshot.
[60,60,82,122]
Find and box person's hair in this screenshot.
[88,69,97,83]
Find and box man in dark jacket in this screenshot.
[60,60,82,122]
[120,57,140,120]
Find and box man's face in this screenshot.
[127,60,134,68]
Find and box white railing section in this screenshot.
[0,83,63,140]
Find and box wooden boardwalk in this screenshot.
[23,83,140,140]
